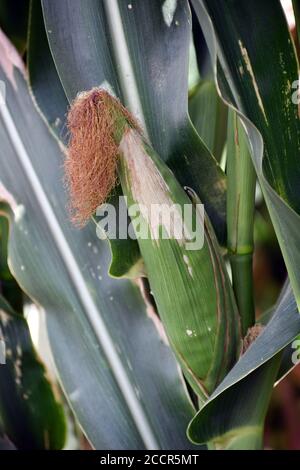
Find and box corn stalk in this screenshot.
[0,0,299,451]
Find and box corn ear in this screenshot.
[118,128,241,402]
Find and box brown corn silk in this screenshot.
[65,88,140,226]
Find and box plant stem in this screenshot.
[226,110,256,336]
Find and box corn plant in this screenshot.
[0,0,300,450]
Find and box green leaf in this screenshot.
[188,283,300,446]
[27,0,68,140]
[0,293,66,449]
[40,0,227,242]
[0,217,9,279]
[0,215,23,312]
[0,30,196,450]
[189,80,227,162]
[104,188,143,279]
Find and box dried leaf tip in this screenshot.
[65,88,141,226]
